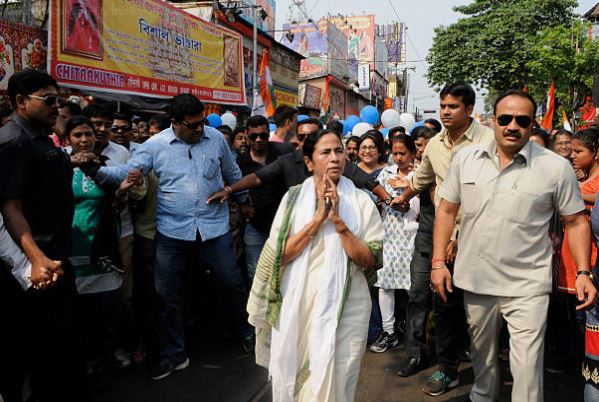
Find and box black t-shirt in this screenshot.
[237,142,295,234]
[414,186,435,252]
[0,114,74,260]
[255,150,377,192]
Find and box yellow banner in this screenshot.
[49,0,246,105]
[274,89,298,108]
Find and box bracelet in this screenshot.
[224,185,233,194]
[431,258,446,265]
[576,270,594,279]
[431,265,447,270]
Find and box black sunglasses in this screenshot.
[180,118,206,130]
[248,132,269,141]
[496,114,532,128]
[28,94,60,107]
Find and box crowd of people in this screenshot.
[1,68,599,402]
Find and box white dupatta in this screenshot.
[269,176,362,402]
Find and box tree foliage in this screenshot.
[426,0,578,91]
[527,22,599,115]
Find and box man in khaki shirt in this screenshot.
[394,84,492,395]
[432,90,597,402]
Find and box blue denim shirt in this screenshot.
[96,126,246,241]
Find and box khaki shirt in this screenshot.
[410,120,494,207]
[439,140,585,297]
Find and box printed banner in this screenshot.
[49,0,246,105]
[0,19,47,91]
[275,89,298,108]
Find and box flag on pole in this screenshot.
[257,49,275,117]
[541,82,555,132]
[561,110,572,132]
[320,75,333,121]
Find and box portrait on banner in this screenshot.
[62,0,103,59]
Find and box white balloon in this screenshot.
[221,112,237,131]
[399,113,416,131]
[351,122,372,137]
[381,109,401,129]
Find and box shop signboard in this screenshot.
[49,0,246,105]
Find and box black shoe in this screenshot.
[150,358,190,381]
[397,357,422,377]
[242,334,256,355]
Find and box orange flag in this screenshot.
[541,82,555,131]
[259,49,275,117]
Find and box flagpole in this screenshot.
[252,6,258,110]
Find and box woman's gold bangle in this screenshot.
[431,264,447,270]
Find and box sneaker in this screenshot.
[150,358,190,381]
[369,331,399,353]
[113,348,131,369]
[422,370,459,396]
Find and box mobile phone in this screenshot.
[325,196,332,213]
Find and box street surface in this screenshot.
[88,335,582,402]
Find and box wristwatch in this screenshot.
[384,196,394,206]
[576,270,594,280]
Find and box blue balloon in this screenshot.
[344,115,360,133]
[409,120,425,135]
[206,113,222,128]
[380,127,390,139]
[298,114,309,122]
[269,123,276,132]
[360,105,379,125]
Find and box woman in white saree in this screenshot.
[247,129,384,402]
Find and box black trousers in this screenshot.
[0,263,82,402]
[403,246,433,358]
[132,234,158,351]
[433,279,470,376]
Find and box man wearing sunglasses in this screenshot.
[432,89,597,402]
[92,93,252,381]
[0,69,81,401]
[236,115,295,284]
[82,104,130,166]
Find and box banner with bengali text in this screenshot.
[49,0,246,105]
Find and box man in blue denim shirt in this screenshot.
[93,94,251,380]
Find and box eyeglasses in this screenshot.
[496,114,532,128]
[248,132,269,141]
[28,94,60,107]
[360,145,378,151]
[111,125,130,133]
[179,118,206,130]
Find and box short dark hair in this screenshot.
[302,129,342,160]
[359,130,387,163]
[233,125,247,135]
[217,125,233,137]
[297,118,323,132]
[388,126,406,138]
[424,118,442,133]
[274,105,298,128]
[345,135,360,147]
[390,133,416,155]
[327,119,344,136]
[169,94,205,122]
[112,113,131,124]
[8,69,58,108]
[573,128,599,153]
[64,115,95,140]
[82,104,113,120]
[247,115,269,129]
[149,113,171,131]
[59,101,82,116]
[530,127,550,148]
[493,89,537,117]
[412,125,437,141]
[440,83,476,108]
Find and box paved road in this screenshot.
[87,336,582,402]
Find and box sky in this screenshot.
[274,0,599,114]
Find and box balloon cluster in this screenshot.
[206,112,238,130]
[340,106,417,139]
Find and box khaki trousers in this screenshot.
[464,291,549,402]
